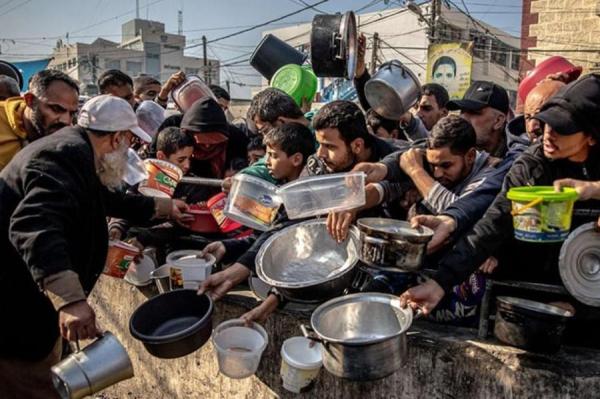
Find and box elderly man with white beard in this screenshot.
[0,95,190,399]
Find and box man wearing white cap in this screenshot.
[0,95,189,398]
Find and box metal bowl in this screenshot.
[255,219,359,302]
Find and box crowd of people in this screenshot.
[1,36,600,398]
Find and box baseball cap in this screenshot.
[77,94,152,142]
[447,81,509,114]
[534,74,600,136]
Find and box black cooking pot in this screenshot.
[0,60,24,90]
[310,11,357,79]
[249,34,308,80]
[129,289,213,358]
[493,296,573,353]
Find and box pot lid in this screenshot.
[559,222,600,307]
[357,218,434,239]
[310,293,414,345]
[496,296,573,317]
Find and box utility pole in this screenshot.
[226,80,230,94]
[136,0,139,19]
[370,32,379,74]
[430,0,438,43]
[178,10,183,35]
[202,35,209,84]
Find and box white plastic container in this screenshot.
[280,336,322,393]
[124,249,156,287]
[166,250,215,289]
[280,172,366,219]
[212,319,268,379]
[224,172,366,231]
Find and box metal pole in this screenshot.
[179,176,224,187]
[202,35,208,84]
[370,32,379,74]
[430,0,437,42]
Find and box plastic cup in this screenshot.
[507,186,578,242]
[138,159,183,198]
[280,337,322,393]
[212,319,268,379]
[104,241,140,279]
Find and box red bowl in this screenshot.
[519,56,582,103]
[186,205,220,233]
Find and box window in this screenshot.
[491,39,508,67]
[105,59,120,70]
[511,51,520,71]
[126,61,142,76]
[185,68,199,75]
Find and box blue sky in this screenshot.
[0,0,523,97]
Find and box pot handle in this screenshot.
[300,324,324,344]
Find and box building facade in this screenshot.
[521,0,600,75]
[49,19,219,95]
[263,1,520,102]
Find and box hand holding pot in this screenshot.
[355,32,367,79]
[410,214,456,254]
[398,279,444,315]
[352,161,387,183]
[399,148,425,176]
[158,70,186,101]
[171,199,194,227]
[197,263,250,301]
[327,209,357,243]
[554,178,600,201]
[59,300,99,341]
[201,241,226,264]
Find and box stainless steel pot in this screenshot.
[255,219,360,303]
[364,60,421,120]
[310,11,357,79]
[301,293,419,380]
[357,218,433,272]
[51,332,133,399]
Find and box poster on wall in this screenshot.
[426,42,473,100]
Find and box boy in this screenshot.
[198,123,316,322]
[247,136,266,166]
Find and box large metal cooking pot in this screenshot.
[357,218,433,272]
[51,332,133,399]
[255,219,360,303]
[364,60,421,120]
[130,290,213,358]
[494,296,573,353]
[302,293,419,380]
[310,11,357,79]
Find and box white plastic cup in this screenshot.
[212,319,268,379]
[280,337,322,393]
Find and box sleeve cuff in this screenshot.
[43,270,86,310]
[153,197,172,219]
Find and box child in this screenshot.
[247,136,266,166]
[198,122,316,322]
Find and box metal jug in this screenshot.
[51,332,134,399]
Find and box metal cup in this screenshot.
[51,332,134,399]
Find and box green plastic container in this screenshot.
[507,186,578,242]
[270,64,318,107]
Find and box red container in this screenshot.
[207,193,243,233]
[518,56,582,103]
[186,204,221,233]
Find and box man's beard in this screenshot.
[30,104,67,141]
[96,139,129,192]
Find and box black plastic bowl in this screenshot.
[130,289,213,358]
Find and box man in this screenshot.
[366,108,402,140]
[98,69,135,107]
[0,95,189,398]
[0,75,20,100]
[447,80,527,158]
[210,84,231,113]
[401,75,600,320]
[507,79,565,144]
[133,74,162,102]
[0,69,79,170]
[417,83,449,131]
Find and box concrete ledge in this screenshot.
[89,276,600,398]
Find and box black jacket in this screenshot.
[0,126,155,360]
[433,144,600,293]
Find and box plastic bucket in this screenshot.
[139,159,183,198]
[207,192,243,233]
[250,34,308,80]
[186,204,221,233]
[271,64,318,107]
[212,319,268,379]
[518,56,582,103]
[280,337,322,393]
[104,241,141,279]
[507,186,578,242]
[171,75,215,111]
[166,250,216,289]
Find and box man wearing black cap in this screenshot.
[447,81,527,158]
[400,75,600,329]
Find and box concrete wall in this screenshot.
[87,276,600,399]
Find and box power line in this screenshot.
[0,0,30,17]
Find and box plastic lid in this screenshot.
[507,186,578,202]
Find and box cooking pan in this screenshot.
[310,11,357,79]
